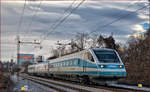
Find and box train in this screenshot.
[28,48,126,84]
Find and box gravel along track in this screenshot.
[21,74,146,92]
[21,74,114,92]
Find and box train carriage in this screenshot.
[28,48,126,84]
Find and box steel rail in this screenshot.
[21,74,150,92]
[21,74,113,92]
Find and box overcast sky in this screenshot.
[1,0,149,62]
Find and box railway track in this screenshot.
[19,74,150,92]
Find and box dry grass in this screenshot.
[0,73,12,90]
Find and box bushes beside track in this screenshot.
[118,29,149,86]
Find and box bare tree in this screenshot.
[119,29,150,86]
[75,32,89,51]
[97,34,105,48]
[96,33,120,50]
[90,34,98,48]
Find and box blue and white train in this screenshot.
[28,48,126,84]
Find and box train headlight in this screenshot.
[100,65,104,68]
[119,65,122,68]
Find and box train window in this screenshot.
[62,62,64,67]
[93,50,120,63]
[72,61,74,66]
[59,63,61,67]
[69,61,72,66]
[60,63,62,67]
[59,62,61,67]
[55,63,57,67]
[72,61,74,65]
[73,60,76,66]
[61,62,63,67]
[64,62,66,67]
[52,64,55,67]
[87,52,94,62]
[49,64,52,68]
[65,62,67,66]
[76,59,79,65]
[66,61,69,66]
[71,61,73,66]
[72,60,76,66]
[63,62,65,67]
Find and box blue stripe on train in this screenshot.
[48,71,98,75]
[45,71,126,76]
[99,71,126,76]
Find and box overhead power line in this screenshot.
[89,4,149,35]
[67,4,149,45]
[40,0,77,40]
[39,1,147,52]
[16,0,27,36]
[23,0,77,39]
[60,0,148,44]
[44,0,141,43]
[40,0,86,44]
[63,0,77,13]
[24,0,43,38]
[63,0,144,41]
[111,0,143,19]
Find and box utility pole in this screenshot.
[16,35,40,81]
[16,35,20,81]
[17,36,20,68]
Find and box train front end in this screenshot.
[91,48,126,81]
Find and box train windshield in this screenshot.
[93,50,120,63]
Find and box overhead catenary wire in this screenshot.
[39,0,77,40]
[23,0,77,40]
[89,4,149,35]
[58,0,148,44]
[39,1,148,55]
[28,0,80,55]
[36,0,85,56]
[40,0,86,44]
[42,0,144,45]
[24,0,43,38]
[16,0,27,36]
[63,4,149,46]
[110,0,143,18]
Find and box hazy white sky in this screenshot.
[1,0,149,62]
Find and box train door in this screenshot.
[83,52,86,73]
[48,63,53,75]
[83,50,96,74]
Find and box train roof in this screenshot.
[46,48,116,63]
[28,61,49,67]
[28,48,116,67]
